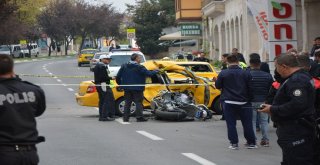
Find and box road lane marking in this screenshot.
[115,118,131,125]
[182,153,216,165]
[49,73,53,75]
[53,76,58,79]
[136,131,164,141]
[67,88,74,91]
[62,84,67,86]
[57,79,62,82]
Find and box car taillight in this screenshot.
[86,85,96,93]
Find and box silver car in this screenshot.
[89,52,108,71]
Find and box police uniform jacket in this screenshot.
[0,77,46,144]
[94,62,112,85]
[270,70,315,122]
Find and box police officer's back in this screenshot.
[0,54,46,165]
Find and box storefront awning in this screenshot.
[159,31,202,40]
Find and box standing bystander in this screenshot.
[232,48,246,64]
[310,37,320,57]
[248,53,273,147]
[0,54,46,165]
[116,53,158,122]
[214,54,256,150]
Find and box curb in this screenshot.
[14,55,76,64]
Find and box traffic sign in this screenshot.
[127,29,136,39]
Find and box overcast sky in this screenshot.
[86,0,136,12]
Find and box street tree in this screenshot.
[0,0,24,45]
[127,0,175,57]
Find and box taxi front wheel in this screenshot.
[116,97,137,116]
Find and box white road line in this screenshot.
[136,131,164,141]
[57,79,62,82]
[53,76,58,79]
[115,118,131,125]
[67,88,74,91]
[182,153,217,165]
[62,84,67,86]
[48,73,53,75]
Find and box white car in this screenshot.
[108,51,146,77]
[0,45,23,58]
[22,44,39,57]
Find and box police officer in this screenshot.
[0,54,46,165]
[259,54,315,165]
[94,54,115,121]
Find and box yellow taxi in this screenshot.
[171,61,218,80]
[78,49,97,67]
[75,61,222,115]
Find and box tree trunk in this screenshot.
[65,39,70,56]
[79,33,86,52]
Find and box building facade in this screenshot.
[202,0,320,62]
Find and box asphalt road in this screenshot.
[14,57,282,165]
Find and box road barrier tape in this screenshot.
[35,83,215,87]
[18,74,94,79]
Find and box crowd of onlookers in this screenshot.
[212,36,320,164]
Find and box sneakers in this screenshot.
[260,140,269,147]
[228,144,239,150]
[136,117,148,122]
[245,143,258,149]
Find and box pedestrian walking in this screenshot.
[0,54,46,165]
[248,53,273,147]
[214,54,256,150]
[259,54,316,165]
[116,53,158,122]
[94,54,115,121]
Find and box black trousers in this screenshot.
[96,86,115,118]
[124,90,144,119]
[277,123,315,165]
[0,149,39,165]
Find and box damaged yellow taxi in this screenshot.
[75,61,221,115]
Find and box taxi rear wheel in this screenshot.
[212,97,222,115]
[78,62,82,67]
[116,97,136,116]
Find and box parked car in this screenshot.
[107,51,146,77]
[89,52,108,71]
[75,61,222,116]
[77,49,97,67]
[22,43,39,57]
[0,45,24,58]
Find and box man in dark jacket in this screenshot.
[259,54,315,165]
[215,54,256,150]
[232,48,246,64]
[116,53,158,122]
[193,51,210,62]
[310,37,320,57]
[0,54,46,165]
[94,54,115,121]
[249,55,273,147]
